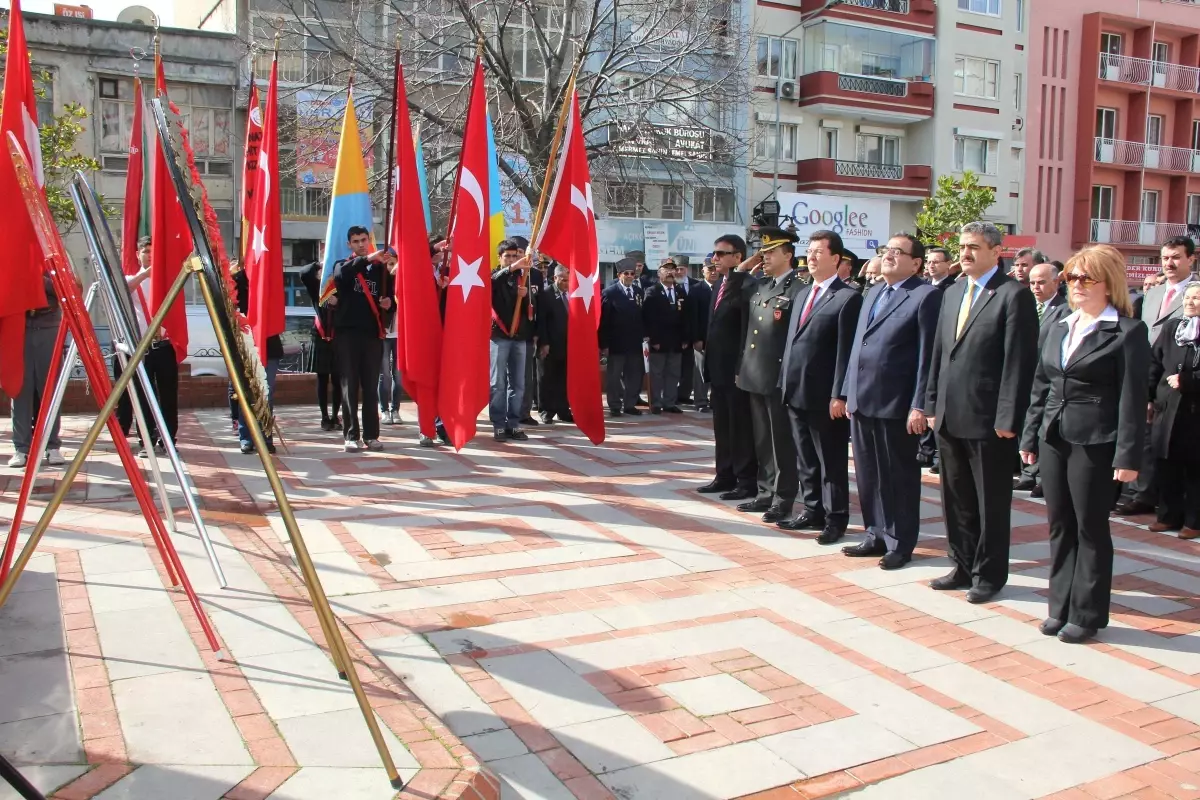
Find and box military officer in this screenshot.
[724,228,804,523]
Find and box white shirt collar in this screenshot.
[1060,304,1119,326]
[811,274,838,294]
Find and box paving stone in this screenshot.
[427,611,612,656]
[461,729,528,762]
[821,674,981,747]
[234,646,359,722]
[0,765,89,800]
[849,760,1028,800]
[658,674,772,717]
[1110,588,1191,616]
[594,590,759,630]
[267,767,417,800]
[209,604,316,660]
[94,765,255,800]
[552,715,676,774]
[490,753,575,800]
[498,558,689,596]
[276,709,417,769]
[912,662,1079,736]
[0,586,63,658]
[113,671,252,765]
[0,712,83,764]
[93,604,206,681]
[481,651,623,729]
[330,579,514,618]
[759,716,914,777]
[0,650,73,725]
[85,569,172,614]
[447,526,514,545]
[811,617,954,675]
[1019,638,1192,703]
[600,741,802,800]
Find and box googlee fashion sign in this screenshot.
[776,193,892,255]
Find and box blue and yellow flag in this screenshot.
[485,113,506,255]
[319,89,375,302]
[414,130,432,232]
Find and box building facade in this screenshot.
[1027,0,1200,271]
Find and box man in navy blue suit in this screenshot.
[600,265,646,416]
[842,233,943,570]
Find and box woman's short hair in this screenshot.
[1064,245,1133,317]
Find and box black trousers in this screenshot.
[1041,432,1117,629]
[119,341,178,446]
[937,431,1018,591]
[788,405,850,528]
[335,330,383,443]
[317,371,342,422]
[606,353,644,412]
[853,415,922,556]
[540,356,568,417]
[113,356,133,437]
[1158,457,1200,530]
[748,389,798,504]
[679,350,694,403]
[522,340,539,416]
[919,428,938,465]
[710,385,757,489]
[1121,435,1158,506]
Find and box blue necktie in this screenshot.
[869,286,893,324]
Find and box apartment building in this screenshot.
[747,0,1029,253]
[1027,1,1200,271]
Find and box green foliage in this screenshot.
[915,171,997,255]
[0,27,104,229]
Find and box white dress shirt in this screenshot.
[1060,304,1119,367]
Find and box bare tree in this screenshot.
[250,0,750,231]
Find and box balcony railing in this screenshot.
[1094,137,1200,172]
[1091,218,1189,246]
[842,0,910,12]
[834,160,903,179]
[837,73,909,97]
[1098,53,1200,94]
[281,187,332,218]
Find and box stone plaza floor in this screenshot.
[3,404,1200,799]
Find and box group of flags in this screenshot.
[0,0,600,450]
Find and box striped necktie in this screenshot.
[956,282,977,339]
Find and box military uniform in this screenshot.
[729,230,804,517]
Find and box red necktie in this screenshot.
[714,279,727,308]
[799,286,820,328]
[1160,286,1177,319]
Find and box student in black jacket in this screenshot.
[330,225,394,452]
[642,264,691,413]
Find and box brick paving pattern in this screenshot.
[3,405,1200,799]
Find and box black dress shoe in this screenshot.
[1114,500,1154,516]
[540,414,554,424]
[610,409,625,417]
[651,407,663,415]
[719,486,756,501]
[843,540,887,558]
[1057,623,1097,644]
[1030,484,1044,499]
[776,511,826,531]
[762,504,793,524]
[560,414,575,423]
[737,497,773,513]
[664,406,683,414]
[929,463,940,475]
[1013,477,1037,492]
[698,480,736,494]
[625,408,643,416]
[1039,618,1065,636]
[915,453,934,468]
[817,526,845,545]
[930,571,971,591]
[966,586,999,604]
[521,416,540,427]
[507,429,530,441]
[879,552,911,570]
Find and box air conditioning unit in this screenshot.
[776,80,798,100]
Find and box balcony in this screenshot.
[1094,137,1200,173]
[798,72,935,121]
[1090,218,1188,246]
[796,158,932,198]
[1098,53,1200,94]
[798,0,936,34]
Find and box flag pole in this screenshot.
[382,34,400,250]
[510,58,580,334]
[442,37,485,278]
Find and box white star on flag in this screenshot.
[450,255,484,300]
[251,225,268,260]
[571,268,600,313]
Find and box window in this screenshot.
[603,183,687,219]
[1015,0,1023,31]
[857,133,900,165]
[1096,108,1117,140]
[1193,120,1200,151]
[1147,115,1163,147]
[1092,186,1115,220]
[954,135,998,174]
[1153,41,1169,64]
[1188,194,1200,226]
[954,56,1000,100]
[802,22,934,82]
[957,0,1000,16]
[693,188,736,222]
[33,68,53,123]
[99,76,232,169]
[1013,73,1022,110]
[821,128,838,160]
[606,184,644,218]
[661,186,684,220]
[754,122,797,161]
[1100,33,1122,56]
[501,7,573,80]
[1142,190,1160,223]
[756,36,798,80]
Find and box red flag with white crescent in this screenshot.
[245,55,284,364]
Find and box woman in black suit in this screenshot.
[1020,245,1150,644]
[1148,283,1200,540]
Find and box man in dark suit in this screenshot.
[697,235,758,499]
[919,246,957,471]
[777,229,862,544]
[674,256,697,405]
[600,265,646,417]
[925,222,1039,602]
[1014,262,1068,495]
[684,263,713,412]
[843,234,943,569]
[537,265,572,424]
[643,264,690,413]
[727,228,804,523]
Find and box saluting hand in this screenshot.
[737,252,763,273]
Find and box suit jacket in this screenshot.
[705,273,756,388]
[734,269,804,396]
[599,282,645,354]
[685,280,712,347]
[537,289,570,361]
[642,283,690,353]
[931,274,959,293]
[1035,294,1069,335]
[1148,317,1200,460]
[926,270,1039,438]
[1142,277,1198,345]
[779,277,862,411]
[1021,314,1150,470]
[844,276,942,419]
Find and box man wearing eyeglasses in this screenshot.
[925,222,1038,603]
[600,263,647,417]
[696,235,759,498]
[842,234,942,570]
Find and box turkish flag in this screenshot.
[437,58,492,450]
[391,59,442,439]
[120,75,152,320]
[150,54,191,363]
[532,90,605,445]
[245,55,284,364]
[240,81,262,264]
[0,0,49,396]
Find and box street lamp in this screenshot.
[770,0,846,201]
